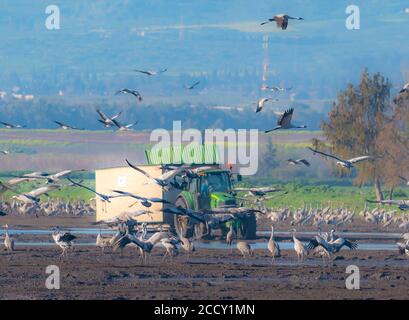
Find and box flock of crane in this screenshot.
[0,200,94,217]
[0,170,96,212]
[0,15,308,133]
[2,201,409,264]
[259,203,409,230]
[1,156,409,264]
[0,220,361,265]
[6,218,408,265]
[1,11,409,268]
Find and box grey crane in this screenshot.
[160,237,179,261]
[112,119,138,132]
[112,190,171,208]
[116,88,143,102]
[21,170,85,184]
[265,108,307,133]
[401,233,409,240]
[179,230,195,258]
[308,147,374,169]
[184,81,200,90]
[226,225,235,252]
[292,229,308,264]
[233,187,280,197]
[263,85,292,92]
[397,239,409,257]
[52,228,76,258]
[1,172,46,189]
[268,225,280,263]
[54,121,84,130]
[133,68,167,76]
[3,224,15,254]
[0,121,26,129]
[0,182,61,204]
[126,159,182,190]
[366,199,409,211]
[399,83,409,94]
[287,158,311,167]
[96,230,111,253]
[1,150,23,155]
[236,241,253,259]
[96,109,123,128]
[306,232,358,256]
[94,210,152,229]
[113,231,169,262]
[261,14,304,30]
[255,98,270,113]
[68,178,118,204]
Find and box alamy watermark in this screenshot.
[45,265,60,289]
[45,5,61,30]
[346,5,360,30]
[345,265,360,290]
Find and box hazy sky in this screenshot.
[0,0,408,100]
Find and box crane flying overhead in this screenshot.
[265,108,307,132]
[133,69,167,76]
[308,147,374,169]
[261,14,304,30]
[96,109,123,128]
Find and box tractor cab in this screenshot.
[177,168,236,210]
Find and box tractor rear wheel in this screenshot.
[237,213,257,240]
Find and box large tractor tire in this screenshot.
[173,197,195,238]
[237,213,257,240]
[173,196,210,239]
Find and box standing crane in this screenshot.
[179,234,195,258]
[267,225,280,263]
[52,228,76,258]
[96,230,111,253]
[397,240,409,257]
[160,237,179,261]
[236,241,253,259]
[226,225,235,252]
[292,229,308,264]
[3,224,15,254]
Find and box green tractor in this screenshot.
[171,166,257,240]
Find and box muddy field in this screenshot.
[1,246,409,300]
[1,216,409,300]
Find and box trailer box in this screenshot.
[95,165,174,224]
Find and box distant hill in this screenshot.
[0,97,323,130]
[0,0,408,125]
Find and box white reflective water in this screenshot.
[257,231,404,239]
[0,228,114,236]
[10,240,398,251]
[1,228,401,251]
[1,228,403,238]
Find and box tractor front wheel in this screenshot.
[173,197,195,238]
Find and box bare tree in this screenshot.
[379,89,409,198]
[320,70,391,201]
[257,138,278,177]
